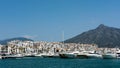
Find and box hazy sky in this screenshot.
[0,0,120,41]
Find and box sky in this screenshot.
[0,0,120,42]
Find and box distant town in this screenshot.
[0,40,120,59]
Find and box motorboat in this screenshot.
[8,54,23,58]
[24,53,35,57]
[0,55,2,59]
[86,53,102,59]
[41,53,59,58]
[102,52,117,59]
[59,51,79,59]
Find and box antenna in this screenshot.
[62,31,64,44]
[61,31,65,52]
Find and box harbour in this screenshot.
[0,0,120,68]
[0,40,120,59]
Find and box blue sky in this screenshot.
[0,0,120,41]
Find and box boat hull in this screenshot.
[59,54,77,59]
[87,54,102,59]
[76,54,88,59]
[42,55,59,58]
[102,54,117,59]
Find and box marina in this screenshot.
[0,49,120,59]
[0,0,120,68]
[0,40,120,59]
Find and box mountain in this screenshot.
[65,24,120,48]
[0,37,33,45]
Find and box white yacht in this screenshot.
[24,53,36,57]
[86,53,102,59]
[76,53,88,59]
[41,53,59,58]
[59,51,79,58]
[35,54,42,57]
[116,50,120,59]
[85,51,102,59]
[7,54,23,58]
[0,55,2,59]
[102,52,117,59]
[76,51,102,59]
[35,53,48,57]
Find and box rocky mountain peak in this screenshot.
[65,24,120,48]
[96,24,108,30]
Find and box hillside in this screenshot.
[0,37,33,45]
[65,24,120,47]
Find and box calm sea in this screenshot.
[0,57,120,68]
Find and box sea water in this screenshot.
[0,57,120,68]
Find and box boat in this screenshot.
[0,53,7,59]
[0,53,3,59]
[116,53,120,59]
[0,55,2,59]
[41,53,59,58]
[102,52,117,59]
[86,53,102,59]
[24,53,35,57]
[116,50,120,59]
[42,54,59,58]
[76,54,88,59]
[35,53,51,58]
[76,50,102,59]
[59,53,76,58]
[7,54,23,58]
[85,51,102,59]
[59,51,79,59]
[0,54,24,59]
[74,51,88,59]
[35,54,42,57]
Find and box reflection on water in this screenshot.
[0,57,120,68]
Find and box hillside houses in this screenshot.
[0,40,98,55]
